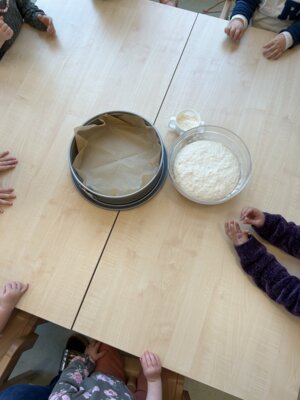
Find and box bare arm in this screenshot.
[0,282,28,333]
[140,351,162,400]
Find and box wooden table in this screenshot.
[73,12,300,400]
[0,0,195,327]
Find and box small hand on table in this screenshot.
[0,17,13,48]
[262,34,286,60]
[0,151,18,214]
[37,14,56,36]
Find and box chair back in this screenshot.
[0,310,40,388]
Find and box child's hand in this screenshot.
[37,14,56,36]
[0,281,28,311]
[140,351,162,382]
[262,34,286,60]
[0,151,18,172]
[240,207,265,227]
[225,220,249,246]
[0,188,16,213]
[0,17,13,46]
[224,19,245,41]
[85,341,106,363]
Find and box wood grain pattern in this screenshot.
[74,13,300,400]
[0,0,196,327]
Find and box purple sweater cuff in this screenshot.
[253,212,279,238]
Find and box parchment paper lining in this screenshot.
[73,114,161,197]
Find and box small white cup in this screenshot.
[168,109,204,135]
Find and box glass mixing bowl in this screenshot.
[168,125,252,205]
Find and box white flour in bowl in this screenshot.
[173,140,240,201]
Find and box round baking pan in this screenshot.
[69,111,167,210]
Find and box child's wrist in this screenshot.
[231,14,248,29]
[0,303,14,312]
[147,377,162,384]
[280,31,293,49]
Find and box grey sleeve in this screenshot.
[16,0,47,31]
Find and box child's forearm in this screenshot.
[284,20,300,48]
[231,0,260,22]
[254,213,300,258]
[49,355,94,399]
[0,306,14,333]
[146,379,162,400]
[235,236,300,316]
[17,0,47,31]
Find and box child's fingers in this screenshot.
[152,353,161,366]
[0,188,14,193]
[95,350,106,360]
[232,28,240,41]
[13,281,20,290]
[37,14,56,36]
[9,281,25,292]
[37,14,46,23]
[0,191,16,199]
[225,20,244,41]
[0,200,14,206]
[20,283,29,294]
[8,281,17,290]
[89,340,98,348]
[144,351,152,367]
[224,221,229,233]
[0,151,9,158]
[235,221,242,233]
[147,352,157,366]
[225,220,234,235]
[6,282,14,291]
[224,25,231,35]
[93,341,101,352]
[240,207,253,222]
[240,210,247,220]
[140,353,148,369]
[47,21,56,36]
[263,46,283,60]
[228,27,236,39]
[262,36,285,60]
[0,158,18,164]
[229,220,236,233]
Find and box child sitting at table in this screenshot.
[0,0,55,60]
[224,0,300,60]
[0,280,28,332]
[49,342,162,400]
[225,207,300,316]
[0,150,17,213]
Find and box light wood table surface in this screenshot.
[0,0,196,327]
[73,13,300,400]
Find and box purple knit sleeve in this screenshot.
[253,213,300,259]
[235,236,300,316]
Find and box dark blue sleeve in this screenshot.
[231,0,261,22]
[254,213,300,259]
[235,236,300,316]
[282,20,300,47]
